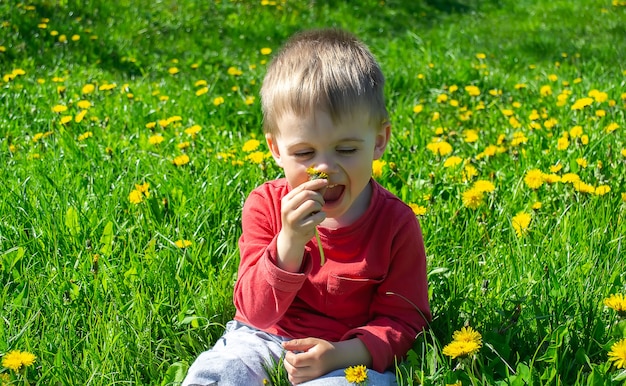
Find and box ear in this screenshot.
[265,133,283,167]
[373,121,391,160]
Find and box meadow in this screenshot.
[1,0,625,384]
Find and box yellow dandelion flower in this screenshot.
[372,159,386,178]
[196,87,209,96]
[408,203,427,216]
[549,163,563,173]
[604,293,626,314]
[185,125,202,137]
[581,135,589,145]
[135,182,150,195]
[99,83,117,91]
[213,96,225,106]
[75,109,88,123]
[175,239,192,248]
[260,47,272,55]
[245,96,255,105]
[512,212,531,237]
[462,164,478,181]
[227,66,243,76]
[463,129,479,143]
[542,173,561,184]
[573,181,596,194]
[60,115,73,125]
[569,125,583,138]
[576,158,588,168]
[82,83,95,94]
[524,169,544,189]
[77,131,93,141]
[426,140,453,156]
[344,365,368,384]
[465,85,480,96]
[532,201,542,210]
[71,34,80,41]
[462,188,484,210]
[32,132,44,142]
[1,350,36,372]
[177,141,190,150]
[561,173,580,184]
[571,97,593,110]
[52,104,68,113]
[622,192,626,202]
[129,189,143,204]
[595,185,611,196]
[194,79,207,87]
[148,135,164,145]
[168,67,179,75]
[605,122,619,133]
[443,156,463,168]
[246,151,266,164]
[540,85,552,96]
[608,338,626,369]
[77,100,91,109]
[453,326,482,344]
[589,89,608,103]
[242,139,261,152]
[556,136,569,151]
[473,180,495,193]
[622,148,626,157]
[511,132,528,146]
[172,154,190,166]
[413,104,423,113]
[443,340,481,359]
[307,166,328,180]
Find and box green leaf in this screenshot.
[99,221,114,255]
[161,361,188,386]
[65,206,81,236]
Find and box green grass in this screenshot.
[1,0,625,384]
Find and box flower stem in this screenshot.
[314,227,325,265]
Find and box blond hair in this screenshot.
[260,29,388,136]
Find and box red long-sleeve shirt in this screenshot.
[233,178,431,372]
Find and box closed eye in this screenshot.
[294,151,314,158]
[337,148,357,155]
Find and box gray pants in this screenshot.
[182,320,397,386]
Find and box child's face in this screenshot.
[266,108,390,226]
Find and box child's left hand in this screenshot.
[282,337,372,384]
[282,337,336,384]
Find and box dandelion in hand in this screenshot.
[307,166,328,266]
[608,338,626,369]
[345,364,368,385]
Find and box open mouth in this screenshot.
[323,184,344,202]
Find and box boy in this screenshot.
[183,28,431,386]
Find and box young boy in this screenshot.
[183,28,431,386]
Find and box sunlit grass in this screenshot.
[1,0,625,384]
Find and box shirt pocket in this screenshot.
[326,274,385,320]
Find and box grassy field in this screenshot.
[1,0,625,384]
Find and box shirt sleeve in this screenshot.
[341,211,431,372]
[233,186,313,329]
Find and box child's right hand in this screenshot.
[276,179,328,272]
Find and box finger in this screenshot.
[283,189,325,213]
[283,338,317,352]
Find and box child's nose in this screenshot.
[314,155,336,174]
